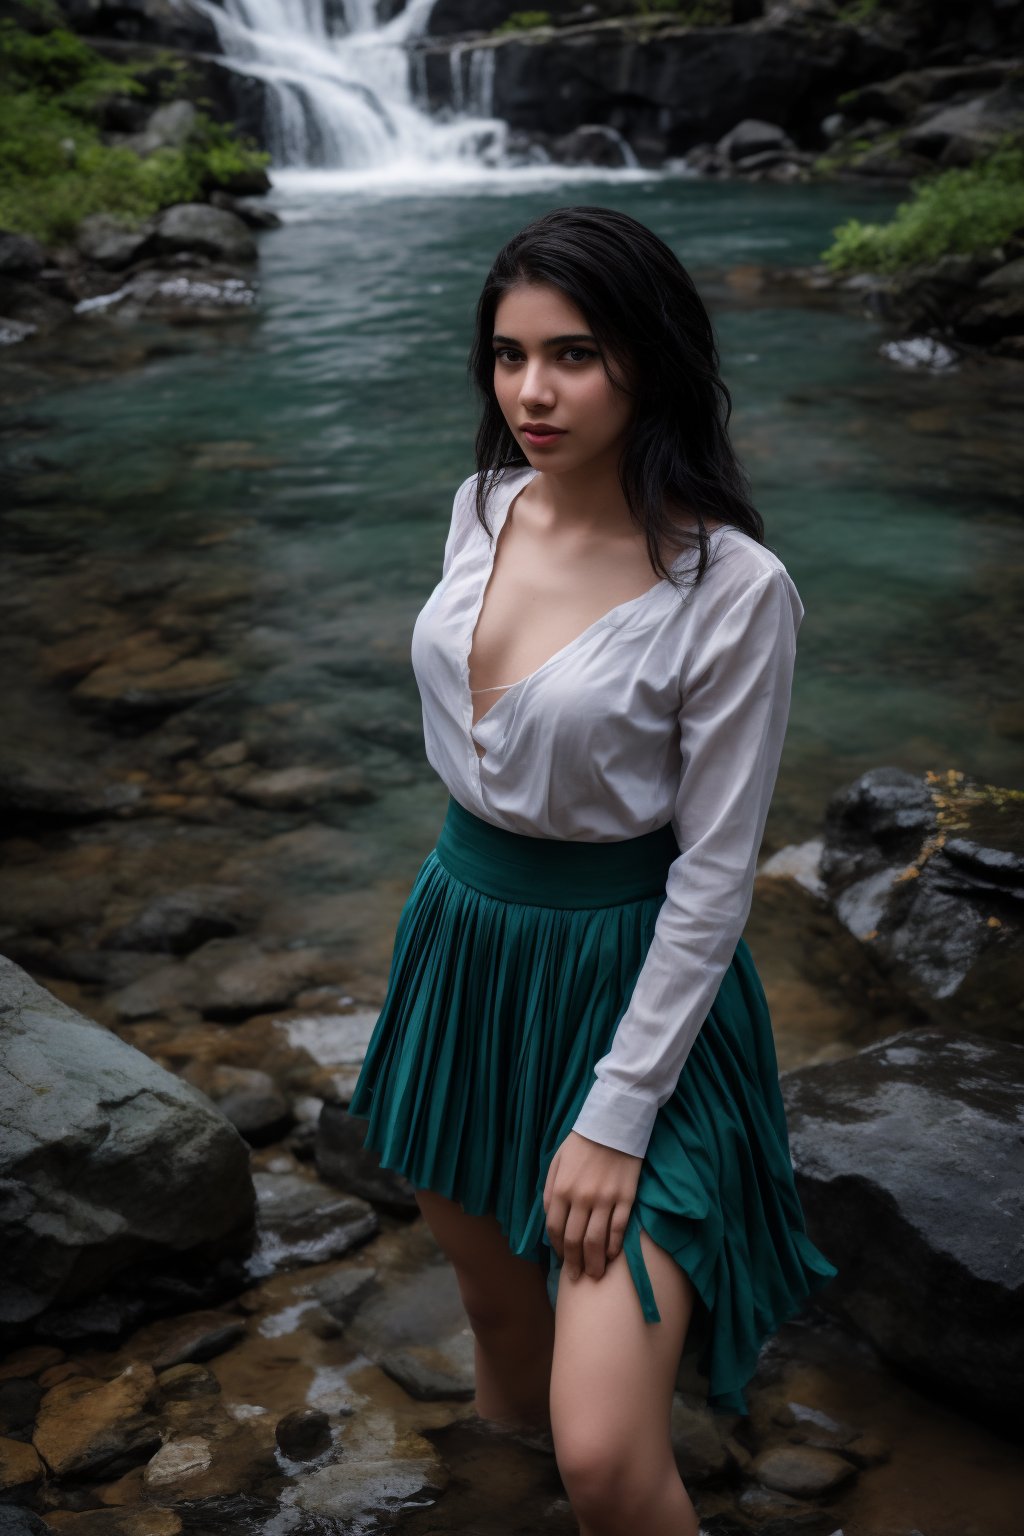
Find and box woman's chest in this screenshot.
[412,563,685,771]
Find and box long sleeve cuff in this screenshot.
[571,1078,659,1161]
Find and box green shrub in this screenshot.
[821,136,1024,273]
[0,10,269,244]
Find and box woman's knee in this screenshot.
[554,1424,665,1522]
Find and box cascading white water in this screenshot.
[191,0,510,173]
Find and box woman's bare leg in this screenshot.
[549,1226,700,1536]
[414,1186,555,1430]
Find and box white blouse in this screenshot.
[409,463,804,1162]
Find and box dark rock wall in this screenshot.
[419,21,906,160]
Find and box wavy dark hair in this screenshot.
[467,204,764,590]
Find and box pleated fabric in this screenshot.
[347,795,838,1416]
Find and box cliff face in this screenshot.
[416,17,905,161]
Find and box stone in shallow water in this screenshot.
[275,1406,331,1461]
[310,1265,377,1326]
[342,1245,467,1360]
[289,1417,448,1526]
[248,1171,378,1275]
[33,1363,162,1480]
[378,1327,476,1401]
[748,1442,858,1498]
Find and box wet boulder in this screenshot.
[151,204,258,266]
[781,1026,1024,1438]
[819,766,1024,1042]
[0,956,256,1343]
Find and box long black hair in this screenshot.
[467,204,764,590]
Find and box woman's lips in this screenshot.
[521,425,567,446]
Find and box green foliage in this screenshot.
[820,136,1024,273]
[0,11,269,244]
[495,10,552,30]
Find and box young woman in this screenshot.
[348,204,837,1536]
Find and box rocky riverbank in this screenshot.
[2,752,1022,1528]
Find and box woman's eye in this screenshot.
[494,348,520,364]
[563,347,596,363]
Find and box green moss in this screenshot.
[0,6,270,244]
[494,10,552,30]
[820,135,1024,273]
[493,1,727,31]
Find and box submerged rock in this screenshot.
[747,1441,858,1498]
[782,1025,1024,1437]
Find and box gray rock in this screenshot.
[737,1481,821,1520]
[378,1326,475,1400]
[978,256,1024,291]
[74,268,260,324]
[0,233,45,277]
[249,1170,377,1273]
[75,213,157,271]
[208,190,282,230]
[669,1392,735,1481]
[551,123,635,167]
[717,117,796,162]
[782,1026,1024,1436]
[415,20,902,163]
[900,82,1024,166]
[317,1102,418,1210]
[748,1441,858,1498]
[820,767,1023,1033]
[311,1264,377,1325]
[0,316,38,346]
[291,1421,448,1524]
[0,955,255,1338]
[210,1066,294,1147]
[343,1246,466,1361]
[110,936,332,1022]
[153,204,258,265]
[133,100,198,154]
[0,739,143,822]
[100,887,248,955]
[840,61,1018,127]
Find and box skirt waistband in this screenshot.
[433,795,679,908]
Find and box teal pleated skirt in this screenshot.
[348,794,837,1416]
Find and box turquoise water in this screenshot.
[5,175,1022,904]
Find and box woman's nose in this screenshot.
[519,359,556,408]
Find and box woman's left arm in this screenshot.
[543,564,804,1281]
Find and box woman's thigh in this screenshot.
[413,1185,554,1331]
[549,1225,696,1465]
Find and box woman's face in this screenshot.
[491,281,634,476]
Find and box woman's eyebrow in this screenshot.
[492,333,598,345]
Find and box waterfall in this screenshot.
[191,0,509,174]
